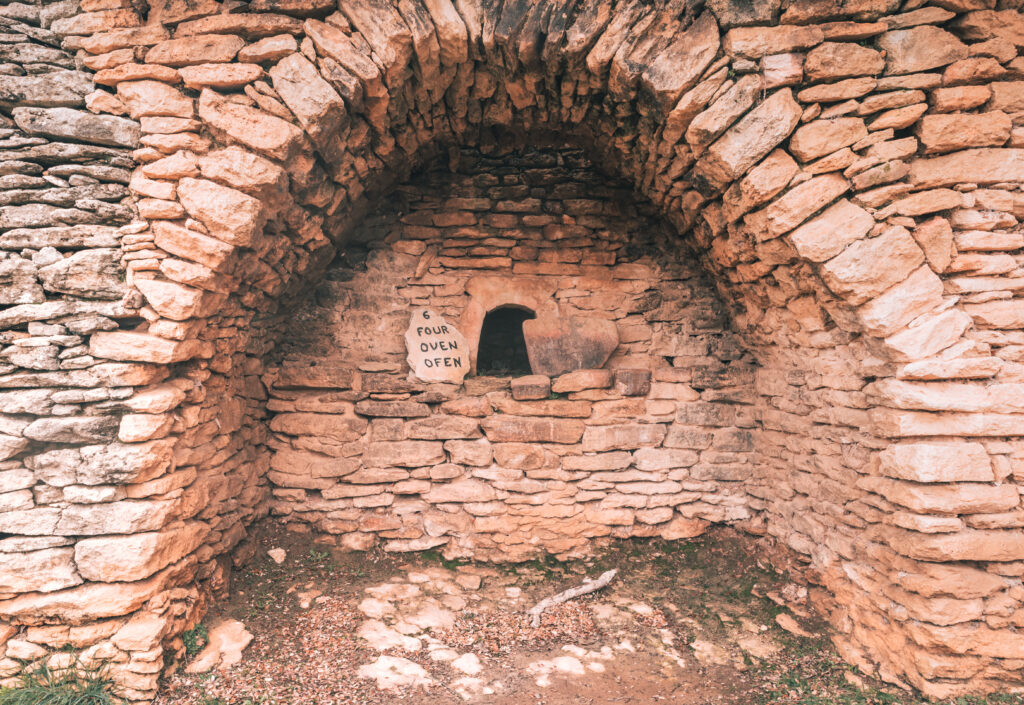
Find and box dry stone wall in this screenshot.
[264,146,755,560]
[0,0,1023,700]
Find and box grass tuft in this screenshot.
[0,663,121,705]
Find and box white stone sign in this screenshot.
[405,308,470,383]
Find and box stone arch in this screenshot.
[1,0,1023,701]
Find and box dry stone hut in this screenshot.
[2,0,1024,700]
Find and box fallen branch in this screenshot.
[527,569,618,628]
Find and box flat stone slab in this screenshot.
[405,308,469,383]
[523,316,618,377]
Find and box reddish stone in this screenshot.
[522,316,618,377]
[613,369,652,397]
[479,415,585,444]
[510,375,550,401]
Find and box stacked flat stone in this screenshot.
[263,145,749,559]
[0,0,1021,701]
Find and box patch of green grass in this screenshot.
[0,663,121,705]
[419,549,464,571]
[182,624,209,657]
[304,548,331,567]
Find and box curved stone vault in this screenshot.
[2,0,1024,700]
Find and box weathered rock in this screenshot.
[185,618,253,673]
[116,80,193,119]
[75,522,208,581]
[480,416,584,444]
[877,26,967,75]
[405,308,469,383]
[179,63,264,90]
[269,52,346,149]
[522,316,618,377]
[12,108,139,148]
[788,199,872,262]
[820,226,924,305]
[38,249,124,299]
[789,118,867,162]
[197,88,304,162]
[878,442,994,483]
[694,88,802,193]
[805,42,883,81]
[177,177,265,247]
[916,112,1011,154]
[0,548,80,594]
[0,71,92,109]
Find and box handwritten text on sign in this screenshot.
[405,308,470,383]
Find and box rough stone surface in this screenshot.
[2,2,1023,700]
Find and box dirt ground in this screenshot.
[153,524,1024,705]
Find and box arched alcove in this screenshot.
[476,306,536,376]
[3,0,1021,700]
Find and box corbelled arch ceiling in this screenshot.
[1,0,1023,700]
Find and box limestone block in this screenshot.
[582,423,667,452]
[721,149,799,222]
[479,416,584,444]
[916,112,1012,154]
[269,412,366,442]
[238,34,298,63]
[859,476,1019,515]
[909,148,1024,189]
[855,265,943,337]
[271,448,355,479]
[746,172,850,241]
[443,439,492,466]
[878,308,971,362]
[820,225,924,305]
[884,527,1024,562]
[111,612,169,652]
[197,88,304,162]
[89,331,205,364]
[551,369,613,393]
[911,217,953,273]
[23,416,118,444]
[0,567,172,625]
[0,548,81,594]
[362,441,445,467]
[424,479,496,503]
[613,369,651,397]
[878,442,994,483]
[522,316,618,377]
[12,107,139,148]
[510,375,549,400]
[0,71,93,109]
[269,53,346,149]
[74,521,208,582]
[152,221,235,272]
[0,255,43,305]
[56,498,181,535]
[198,146,289,201]
[788,117,867,162]
[404,415,480,440]
[116,80,193,119]
[723,24,823,59]
[804,42,883,81]
[877,26,967,75]
[145,34,245,67]
[693,88,801,193]
[175,14,303,40]
[640,11,720,112]
[177,177,266,247]
[787,198,872,262]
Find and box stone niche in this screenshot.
[265,147,755,561]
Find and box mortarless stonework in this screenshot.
[1,0,1024,700]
